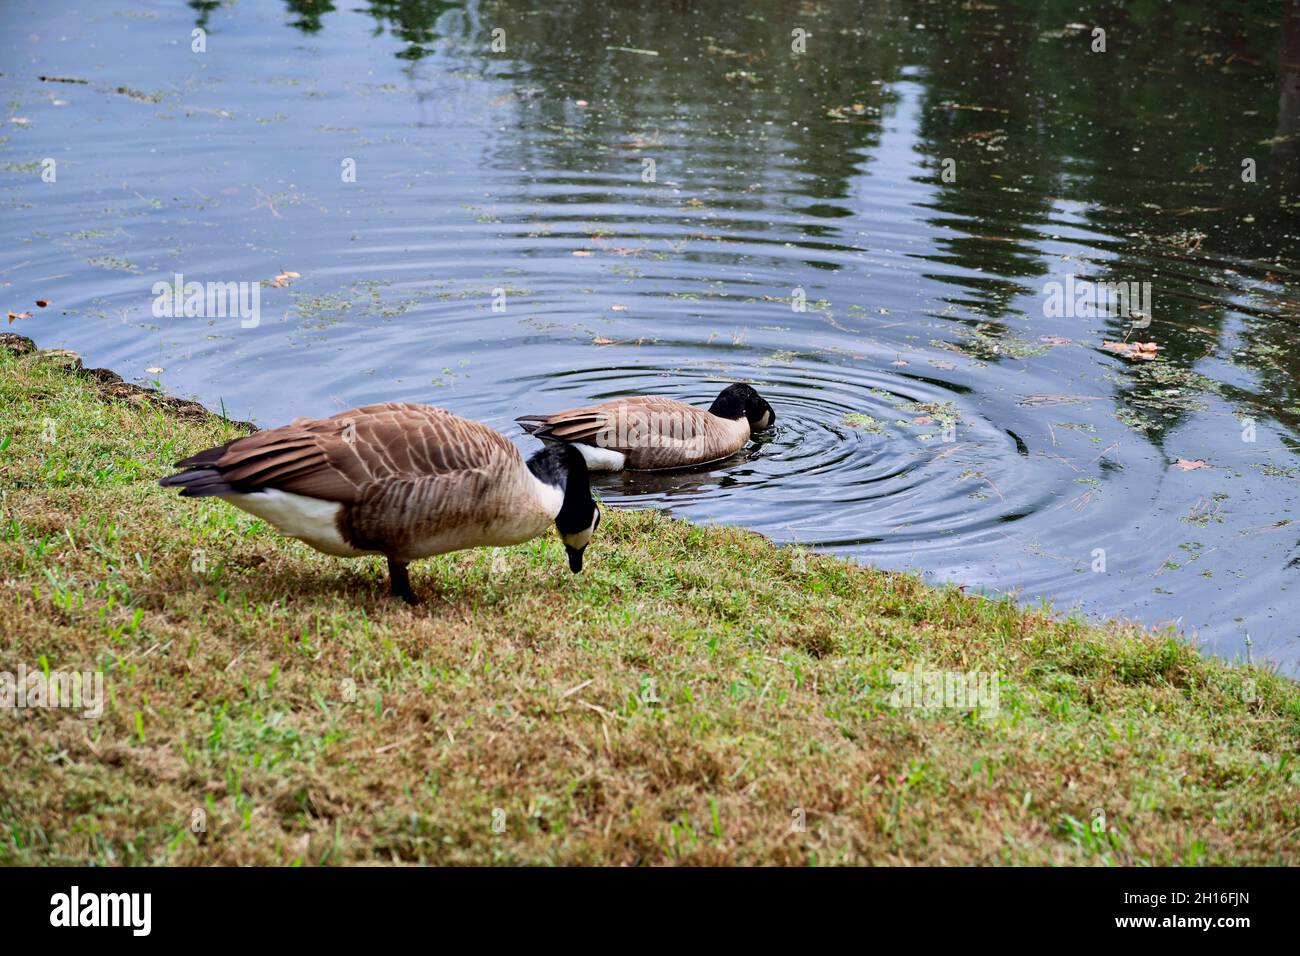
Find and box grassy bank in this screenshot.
[1,334,1297,866]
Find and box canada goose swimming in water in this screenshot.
[159,402,600,604]
[516,383,776,472]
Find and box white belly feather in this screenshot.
[225,490,375,558]
[572,443,626,471]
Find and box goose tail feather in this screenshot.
[158,467,239,498]
[173,438,239,470]
[516,416,561,443]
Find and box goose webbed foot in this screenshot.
[387,557,420,605]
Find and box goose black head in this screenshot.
[708,383,776,431]
[528,443,600,573]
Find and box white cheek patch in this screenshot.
[561,510,599,550]
[562,527,593,549]
[757,410,773,429]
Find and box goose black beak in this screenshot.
[566,545,585,573]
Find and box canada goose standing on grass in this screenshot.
[516,383,776,471]
[159,402,600,604]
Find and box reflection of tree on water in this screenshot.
[362,1,464,60]
[1273,1,1300,195]
[266,0,910,265]
[907,1,1061,324]
[248,0,1298,444]
[223,0,466,54]
[187,0,221,30]
[906,0,1299,442]
[468,0,910,273]
[285,0,338,34]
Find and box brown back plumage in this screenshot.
[176,402,523,502]
[517,395,749,470]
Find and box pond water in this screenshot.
[2,0,1298,672]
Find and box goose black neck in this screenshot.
[525,447,592,535]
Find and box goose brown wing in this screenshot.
[518,396,727,468]
[517,395,667,447]
[173,402,519,502]
[516,408,610,445]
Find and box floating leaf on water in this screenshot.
[826,103,873,120]
[7,311,32,322]
[1102,340,1160,360]
[1173,458,1209,471]
[35,299,50,308]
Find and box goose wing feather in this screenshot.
[178,402,522,503]
[516,395,733,468]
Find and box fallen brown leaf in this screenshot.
[1102,340,1159,360]
[1173,458,1209,471]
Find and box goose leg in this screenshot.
[387,557,419,605]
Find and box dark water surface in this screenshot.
[2,0,1299,671]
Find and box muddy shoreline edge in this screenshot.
[0,332,255,432]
